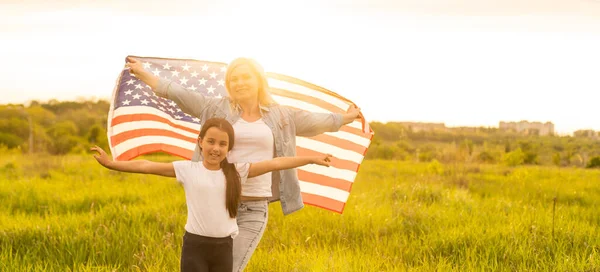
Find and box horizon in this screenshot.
[2,0,600,135]
[2,96,589,136]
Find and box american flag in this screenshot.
[107,56,374,214]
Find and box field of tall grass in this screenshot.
[1,153,599,271]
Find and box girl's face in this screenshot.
[198,127,230,170]
[227,64,260,104]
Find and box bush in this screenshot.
[586,156,600,168]
[0,132,24,149]
[426,159,444,175]
[477,151,497,163]
[503,148,525,167]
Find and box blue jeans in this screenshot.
[232,200,269,272]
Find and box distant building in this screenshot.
[395,122,446,132]
[499,121,554,136]
[573,129,599,138]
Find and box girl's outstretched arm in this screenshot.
[91,146,176,178]
[248,154,332,178]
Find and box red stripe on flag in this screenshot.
[298,170,352,192]
[116,143,194,161]
[111,128,197,146]
[307,134,368,154]
[296,147,359,172]
[301,192,346,214]
[111,114,200,134]
[267,73,351,105]
[340,125,372,138]
[270,88,345,114]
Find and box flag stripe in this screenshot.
[113,136,197,159]
[299,180,350,202]
[111,128,197,147]
[267,72,355,108]
[300,192,346,213]
[270,88,345,114]
[307,134,368,155]
[298,170,352,192]
[267,78,350,111]
[296,147,359,172]
[116,143,194,161]
[346,120,363,130]
[113,119,200,138]
[112,106,201,130]
[272,95,334,115]
[340,125,371,138]
[111,113,199,134]
[296,137,364,164]
[323,131,371,148]
[297,164,357,183]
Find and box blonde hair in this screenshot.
[225,57,275,106]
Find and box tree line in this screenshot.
[367,122,600,168]
[0,99,110,155]
[1,100,599,168]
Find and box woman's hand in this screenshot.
[90,145,113,169]
[125,57,144,76]
[124,57,159,89]
[312,154,332,167]
[342,104,362,125]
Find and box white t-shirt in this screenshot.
[173,161,250,239]
[227,118,274,197]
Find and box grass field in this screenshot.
[1,153,599,271]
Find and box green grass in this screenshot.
[1,154,599,271]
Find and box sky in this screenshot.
[1,0,600,135]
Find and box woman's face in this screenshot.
[227,64,260,104]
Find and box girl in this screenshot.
[91,118,332,272]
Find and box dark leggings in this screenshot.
[181,231,233,272]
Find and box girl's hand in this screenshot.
[313,154,332,167]
[90,145,113,168]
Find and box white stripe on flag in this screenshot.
[112,121,199,139]
[296,137,365,164]
[299,180,350,203]
[271,95,331,114]
[323,131,371,148]
[298,164,357,183]
[346,121,364,130]
[112,106,201,130]
[267,78,349,111]
[113,136,197,157]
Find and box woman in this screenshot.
[126,56,361,271]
